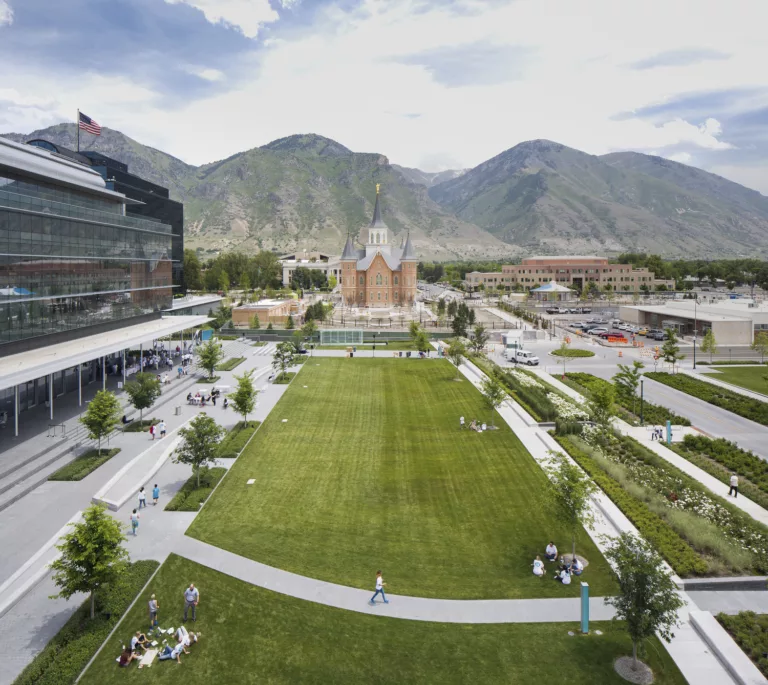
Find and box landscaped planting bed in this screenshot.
[122,418,158,433]
[48,448,121,481]
[165,467,227,511]
[564,372,691,426]
[671,435,768,511]
[556,431,768,576]
[218,356,245,371]
[274,371,296,384]
[551,349,595,358]
[13,560,158,685]
[645,372,768,426]
[217,421,260,458]
[717,611,768,678]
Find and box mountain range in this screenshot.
[4,124,768,259]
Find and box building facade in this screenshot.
[466,256,671,291]
[339,186,418,308]
[232,299,299,327]
[279,251,341,287]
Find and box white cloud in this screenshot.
[666,152,692,164]
[187,67,226,82]
[0,0,13,27]
[163,0,278,38]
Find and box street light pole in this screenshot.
[693,298,698,369]
[640,379,644,426]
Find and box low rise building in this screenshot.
[232,299,299,327]
[279,251,341,287]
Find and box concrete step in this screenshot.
[0,447,81,513]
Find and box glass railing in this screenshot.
[0,189,173,235]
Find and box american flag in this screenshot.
[78,112,101,135]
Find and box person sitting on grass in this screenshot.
[545,541,558,562]
[532,555,545,578]
[570,557,584,576]
[118,647,140,667]
[176,625,201,648]
[554,565,572,585]
[158,641,188,663]
[131,631,150,653]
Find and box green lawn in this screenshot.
[79,555,685,685]
[188,359,615,599]
[703,366,768,395]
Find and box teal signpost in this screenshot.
[666,419,672,445]
[581,582,589,634]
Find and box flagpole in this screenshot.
[76,109,80,152]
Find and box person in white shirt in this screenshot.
[571,557,584,576]
[729,474,739,498]
[555,567,571,585]
[460,416,465,429]
[131,631,149,653]
[158,641,188,663]
[369,570,388,604]
[545,542,558,562]
[532,556,545,577]
[138,487,147,509]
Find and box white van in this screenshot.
[507,349,540,366]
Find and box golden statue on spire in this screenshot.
[376,183,381,195]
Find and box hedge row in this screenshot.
[554,435,708,576]
[565,372,691,426]
[218,356,245,371]
[717,612,768,678]
[48,448,121,481]
[217,421,260,458]
[645,372,768,426]
[551,349,595,358]
[13,560,159,685]
[164,466,227,512]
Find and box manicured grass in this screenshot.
[197,376,221,384]
[79,554,685,685]
[273,371,296,384]
[122,418,158,433]
[717,611,768,677]
[14,560,158,685]
[552,348,595,358]
[164,467,227,512]
[703,366,768,395]
[48,448,121,481]
[217,421,260,458]
[217,357,245,371]
[188,359,615,599]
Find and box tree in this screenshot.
[302,319,317,342]
[446,339,466,379]
[661,329,685,373]
[545,452,596,561]
[409,320,422,342]
[436,299,446,316]
[613,361,645,415]
[80,390,121,455]
[272,342,294,379]
[250,313,261,329]
[124,372,162,424]
[328,275,337,289]
[604,532,685,671]
[481,375,506,413]
[240,272,251,292]
[470,324,489,353]
[231,369,258,426]
[585,280,600,299]
[218,270,230,293]
[700,328,717,363]
[183,249,203,291]
[415,330,431,353]
[286,314,295,329]
[447,299,458,318]
[49,503,128,619]
[590,381,615,435]
[451,313,468,338]
[751,331,768,363]
[289,330,305,353]
[174,413,226,487]
[198,339,224,379]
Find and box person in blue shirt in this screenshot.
[152,484,160,506]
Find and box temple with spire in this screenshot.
[339,184,418,308]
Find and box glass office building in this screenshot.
[0,136,174,354]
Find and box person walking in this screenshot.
[369,571,388,605]
[152,483,160,506]
[183,583,200,622]
[729,473,739,498]
[138,487,147,509]
[130,509,140,536]
[158,420,167,439]
[149,423,156,441]
[148,593,160,627]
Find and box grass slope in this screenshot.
[79,554,685,685]
[188,359,615,599]
[703,367,768,395]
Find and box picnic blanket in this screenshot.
[138,649,158,668]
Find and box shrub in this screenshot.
[274,372,296,384]
[217,421,260,458]
[13,560,158,685]
[122,418,158,433]
[551,349,595,358]
[646,372,768,426]
[164,466,227,511]
[717,611,768,677]
[48,448,121,481]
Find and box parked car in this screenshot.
[581,307,592,313]
[648,330,665,341]
[637,327,649,335]
[589,327,609,335]
[571,321,589,329]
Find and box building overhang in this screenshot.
[0,315,210,392]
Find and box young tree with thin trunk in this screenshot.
[250,313,261,329]
[446,339,466,379]
[545,452,596,562]
[590,381,615,436]
[285,314,295,330]
[80,390,121,455]
[124,372,162,424]
[409,320,422,343]
[700,328,717,363]
[751,331,768,363]
[470,324,489,353]
[231,369,258,426]
[198,339,224,379]
[415,330,431,353]
[49,503,128,619]
[481,376,506,426]
[661,329,685,373]
[613,360,645,415]
[604,532,685,672]
[174,413,226,487]
[272,342,294,380]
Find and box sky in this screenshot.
[1,0,767,193]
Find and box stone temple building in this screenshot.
[339,185,418,308]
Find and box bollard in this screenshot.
[581,582,589,634]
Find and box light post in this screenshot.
[692,298,699,369]
[373,332,377,358]
[640,379,644,426]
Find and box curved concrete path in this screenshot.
[172,536,615,623]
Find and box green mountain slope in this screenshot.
[429,140,768,257]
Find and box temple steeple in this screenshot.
[365,183,390,255]
[369,183,387,229]
[341,231,357,260]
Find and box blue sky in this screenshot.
[1,0,766,194]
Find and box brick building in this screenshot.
[339,185,418,308]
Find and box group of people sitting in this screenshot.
[459,416,487,432]
[118,625,201,667]
[531,541,584,584]
[187,388,227,408]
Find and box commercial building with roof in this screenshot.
[466,256,673,292]
[0,135,206,436]
[231,299,299,327]
[339,185,418,308]
[530,280,575,302]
